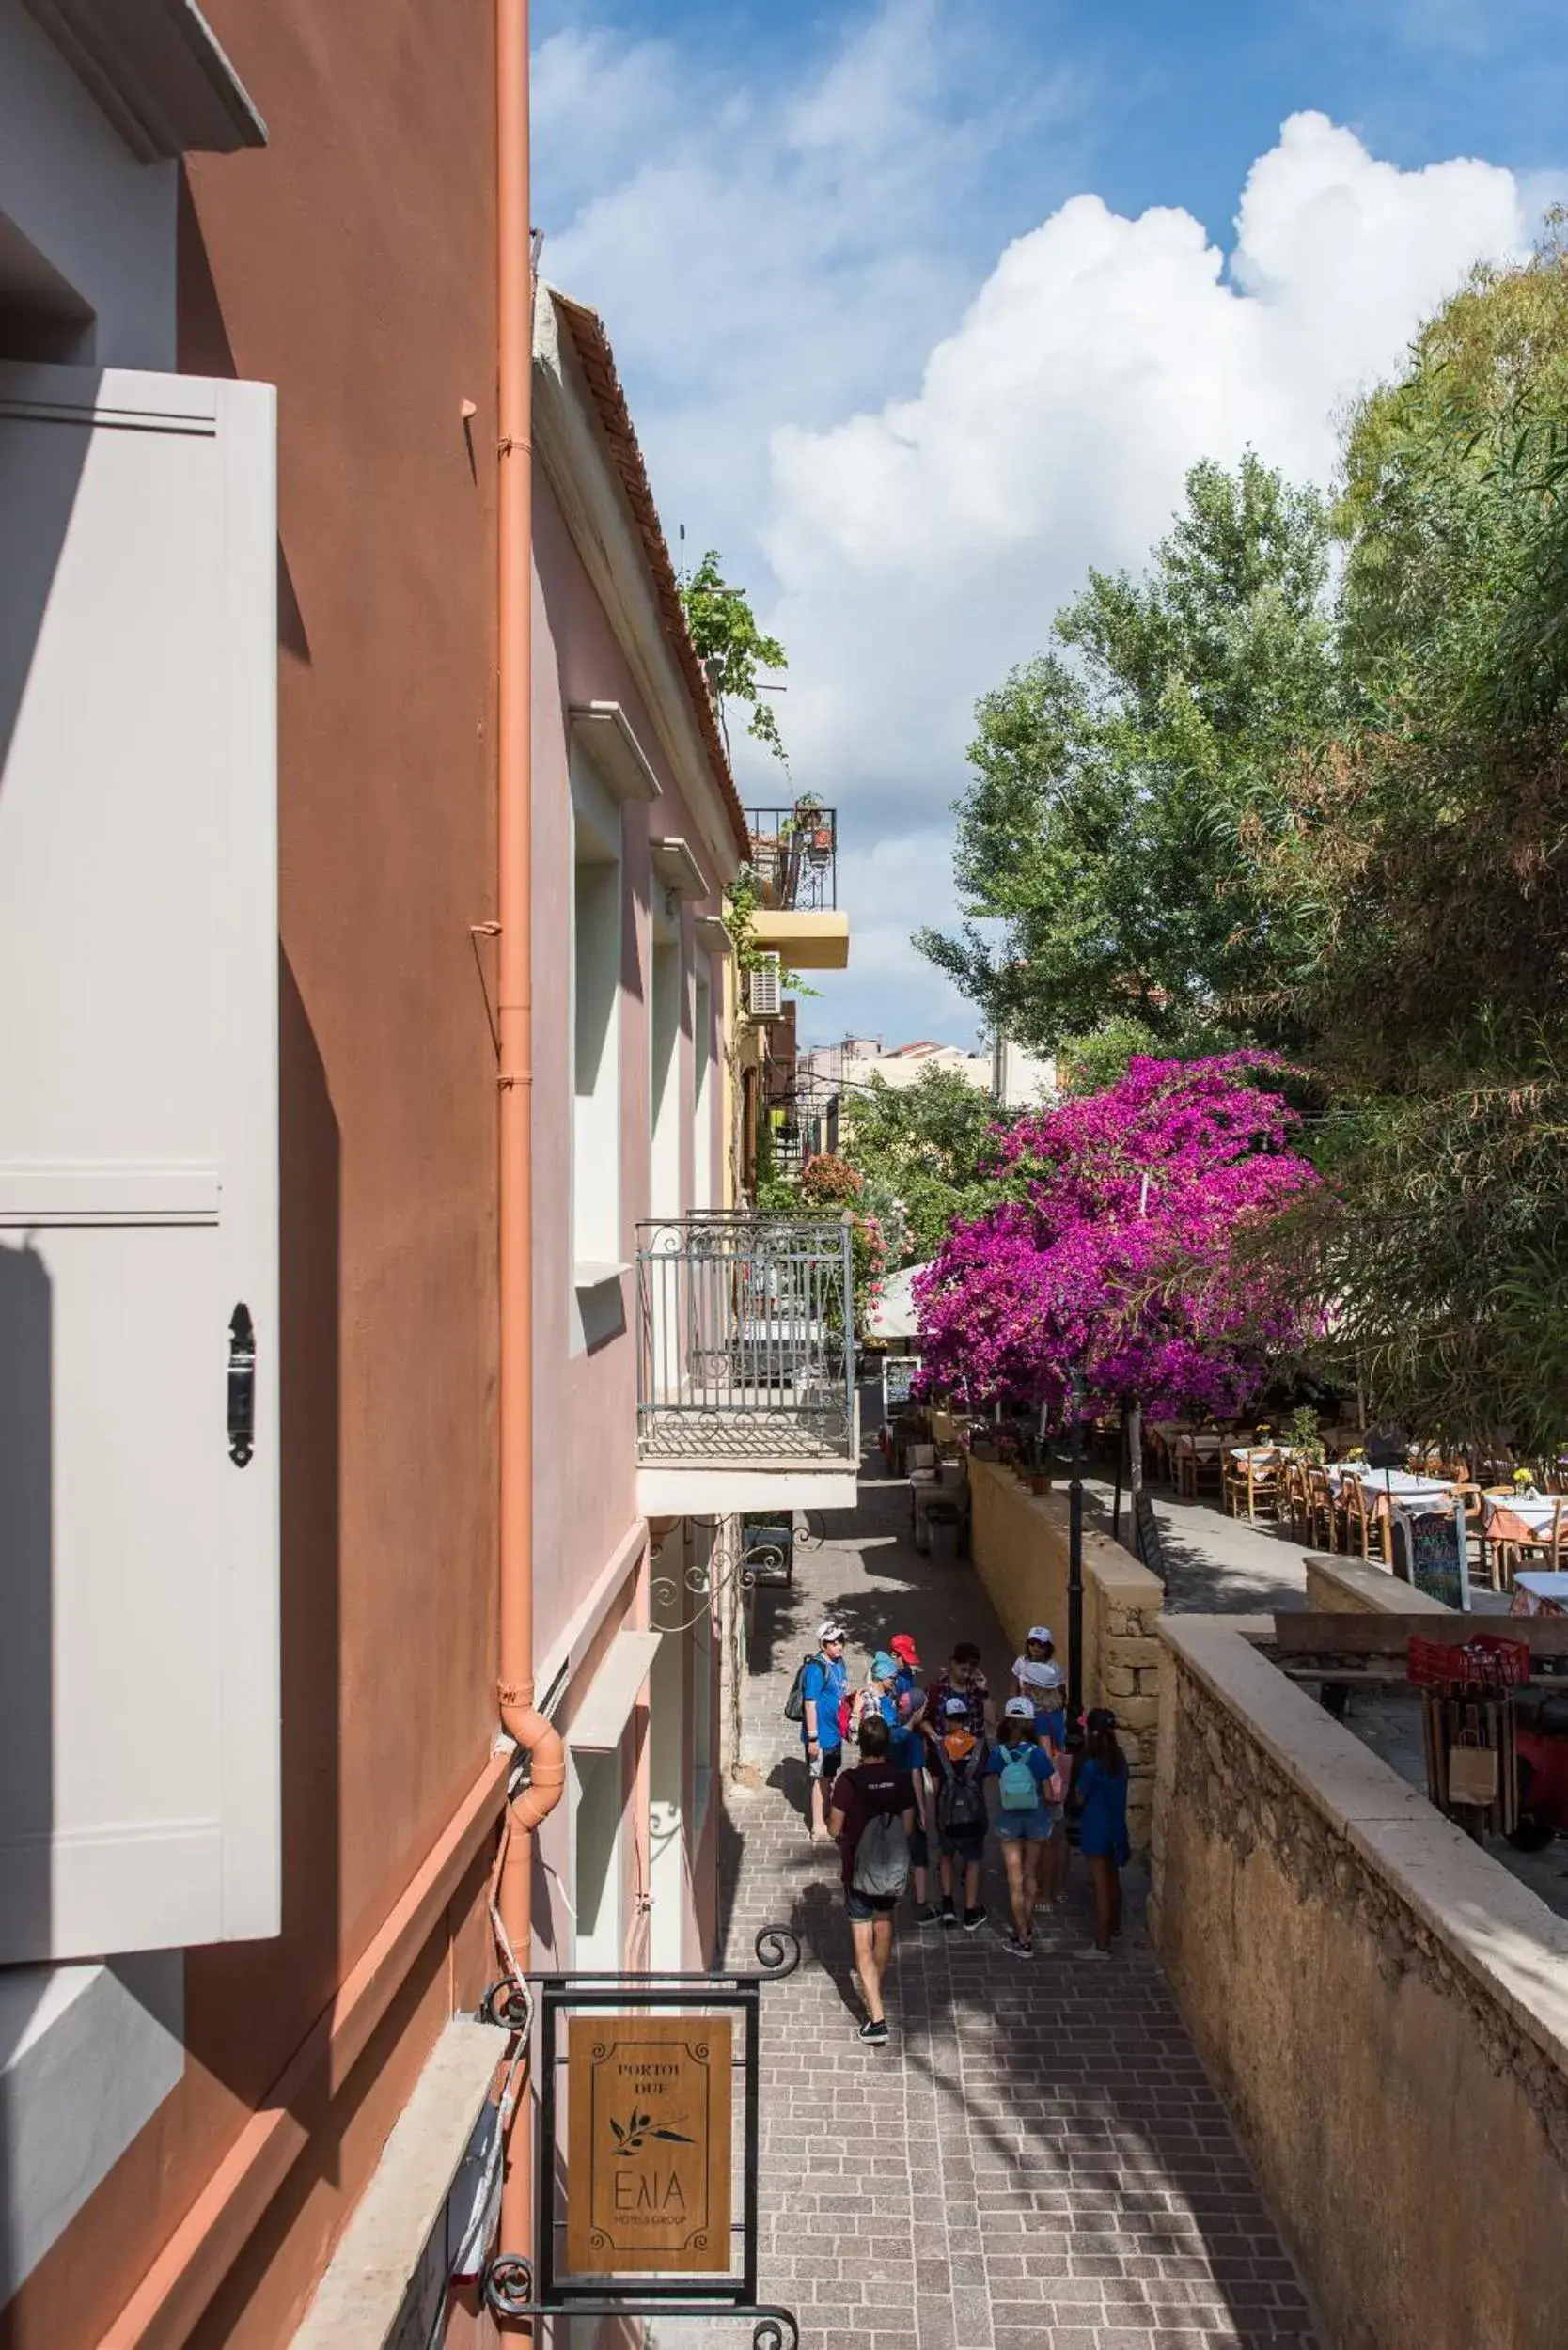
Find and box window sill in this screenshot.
[573,1261,630,1293]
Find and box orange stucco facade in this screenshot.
[4,5,505,2342]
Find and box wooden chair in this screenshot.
[1303,1465,1338,1552]
[1338,1476,1374,1561]
[1283,1461,1309,1543]
[1224,1447,1282,1523]
[1450,1482,1489,1590]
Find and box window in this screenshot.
[0,364,278,1961]
[571,768,621,1280]
[649,921,682,1221]
[692,963,713,1210]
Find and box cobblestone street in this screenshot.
[670,1434,1321,2350]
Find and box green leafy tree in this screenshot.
[1251,232,1568,1445]
[679,550,788,763]
[839,1066,1009,1267]
[917,454,1337,1051]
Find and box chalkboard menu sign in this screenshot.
[1391,1505,1470,1610]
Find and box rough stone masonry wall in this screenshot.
[1153,1617,1568,2350]
[968,1458,1163,1846]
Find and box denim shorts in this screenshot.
[995,1805,1053,1842]
[806,1744,842,1781]
[845,1886,900,1922]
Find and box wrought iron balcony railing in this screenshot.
[635,1213,855,1464]
[744,804,838,911]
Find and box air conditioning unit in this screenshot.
[746,953,782,1019]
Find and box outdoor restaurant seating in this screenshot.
[1140,1416,1568,1604]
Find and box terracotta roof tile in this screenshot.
[550,290,749,862]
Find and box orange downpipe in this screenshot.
[495,0,566,2307]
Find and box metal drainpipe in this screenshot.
[495,0,566,2310]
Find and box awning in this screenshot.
[568,1629,661,1751]
[869,1262,929,1343]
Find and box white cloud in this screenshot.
[765,111,1525,823]
[538,11,1535,1043]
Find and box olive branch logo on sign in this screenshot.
[609,2106,695,2155]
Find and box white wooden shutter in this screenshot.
[0,364,279,1960]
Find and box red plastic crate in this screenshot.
[1407,1633,1529,1691]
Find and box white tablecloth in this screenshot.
[1329,1468,1453,1505]
[1483,1494,1559,1537]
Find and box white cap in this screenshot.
[818,1621,847,1644]
[1027,1625,1053,1647]
[943,1696,971,1719]
[1003,1696,1035,1721]
[1016,1658,1062,1692]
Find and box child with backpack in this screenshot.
[928,1696,989,1930]
[784,1622,850,1844]
[1078,1706,1131,1954]
[987,1696,1063,1954]
[828,1713,917,2044]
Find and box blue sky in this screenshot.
[533,0,1567,1046]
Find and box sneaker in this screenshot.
[940,1899,958,1929]
[914,1902,942,1925]
[1086,1944,1111,1960]
[1001,1927,1032,1957]
[858,2018,889,2044]
[962,1905,987,1933]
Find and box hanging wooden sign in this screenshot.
[565,2014,732,2276]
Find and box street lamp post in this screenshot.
[1067,1368,1086,1722]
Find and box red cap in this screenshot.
[889,1633,921,1667]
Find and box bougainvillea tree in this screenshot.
[913,1055,1318,1423]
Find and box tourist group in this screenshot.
[786,1623,1130,2042]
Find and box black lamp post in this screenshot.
[1067,1368,1086,1723]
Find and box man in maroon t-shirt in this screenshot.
[828,1715,916,2045]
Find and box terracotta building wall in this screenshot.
[2,6,503,2342]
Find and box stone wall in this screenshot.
[1303,1551,1454,1615]
[968,1458,1163,1847]
[1152,1614,1568,2350]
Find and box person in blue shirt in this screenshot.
[987,1696,1063,1954]
[800,1621,849,1844]
[1078,1706,1132,1953]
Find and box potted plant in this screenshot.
[1284,1403,1325,1465]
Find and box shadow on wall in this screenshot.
[0,1241,54,2301]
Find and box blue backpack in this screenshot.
[998,1745,1039,1810]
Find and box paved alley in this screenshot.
[679,1428,1322,2350]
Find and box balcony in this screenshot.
[635,1213,859,1513]
[745,803,838,911]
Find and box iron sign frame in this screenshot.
[481,1924,801,2350]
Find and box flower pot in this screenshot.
[1027,1472,1052,1496]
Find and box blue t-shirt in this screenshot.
[987,1742,1059,1799]
[879,1692,925,1771]
[1034,1705,1067,1747]
[800,1654,848,1749]
[1077,1756,1130,1861]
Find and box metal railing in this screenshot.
[744,805,838,911]
[635,1212,855,1463]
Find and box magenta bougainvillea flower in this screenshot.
[913,1055,1318,1422]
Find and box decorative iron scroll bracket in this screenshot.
[481,1928,800,2338]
